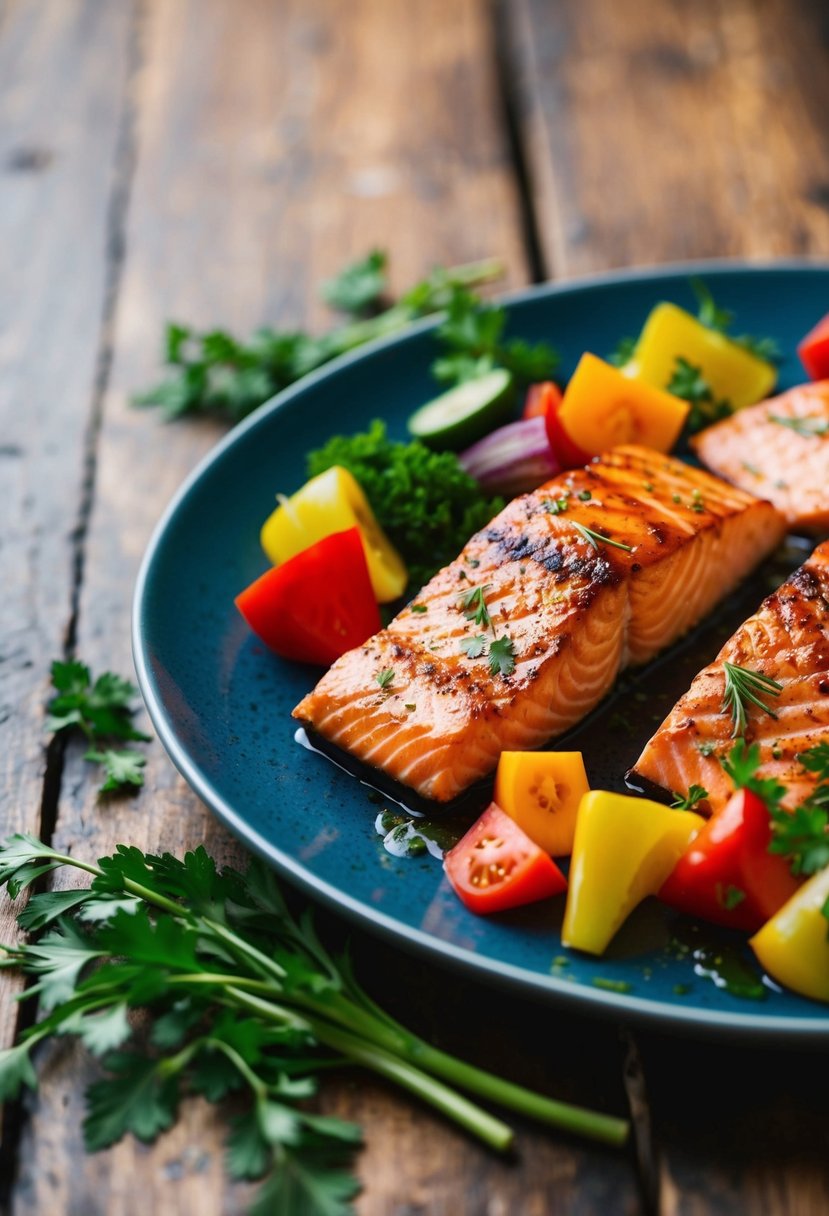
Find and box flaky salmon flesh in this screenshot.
[692,381,829,534]
[630,541,829,815]
[294,445,785,803]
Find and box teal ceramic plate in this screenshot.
[134,262,829,1043]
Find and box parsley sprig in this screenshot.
[720,661,783,738]
[136,254,503,423]
[691,280,782,363]
[46,661,151,795]
[667,357,732,432]
[671,785,709,811]
[0,837,627,1212]
[432,291,558,387]
[457,586,517,677]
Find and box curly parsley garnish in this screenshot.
[721,661,782,737]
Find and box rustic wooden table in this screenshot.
[2,1,829,1212]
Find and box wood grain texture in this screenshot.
[0,0,133,1054]
[507,0,829,278]
[9,2,637,1214]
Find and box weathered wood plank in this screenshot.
[508,0,829,277]
[11,2,638,1213]
[0,0,134,1057]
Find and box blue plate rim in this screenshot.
[133,258,829,1044]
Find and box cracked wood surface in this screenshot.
[1,0,829,1213]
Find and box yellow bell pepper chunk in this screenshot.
[750,866,829,1004]
[557,353,689,456]
[494,751,589,857]
[260,466,407,603]
[626,302,777,410]
[562,791,704,956]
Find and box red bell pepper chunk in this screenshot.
[235,526,381,666]
[798,313,829,381]
[523,380,563,421]
[542,383,592,469]
[658,788,801,933]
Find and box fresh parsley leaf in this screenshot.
[0,1040,38,1102]
[459,585,493,631]
[667,357,732,432]
[721,662,782,737]
[17,889,93,932]
[487,637,516,678]
[607,336,637,367]
[459,635,487,659]
[691,280,780,364]
[321,250,387,316]
[716,884,746,911]
[732,334,782,364]
[85,749,147,793]
[798,743,829,781]
[769,801,829,877]
[375,668,395,691]
[769,413,829,439]
[307,421,503,591]
[696,740,718,757]
[433,290,558,386]
[84,1052,180,1149]
[671,785,709,811]
[720,738,787,815]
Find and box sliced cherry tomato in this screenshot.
[798,313,829,381]
[235,526,381,666]
[523,380,563,421]
[443,803,567,916]
[543,387,592,469]
[658,788,801,933]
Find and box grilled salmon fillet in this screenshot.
[692,381,829,534]
[294,446,784,802]
[629,541,829,815]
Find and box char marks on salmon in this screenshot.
[294,446,784,802]
[629,540,829,815]
[692,381,829,534]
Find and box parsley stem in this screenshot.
[202,918,288,983]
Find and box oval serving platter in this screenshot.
[134,261,829,1043]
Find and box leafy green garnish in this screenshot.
[671,785,709,811]
[459,584,493,632]
[720,662,783,737]
[307,421,503,592]
[487,637,516,678]
[691,280,781,363]
[716,884,746,911]
[459,635,487,659]
[720,739,786,815]
[667,357,732,432]
[0,837,628,1211]
[768,803,829,876]
[375,668,395,691]
[769,413,829,439]
[321,250,387,316]
[542,496,569,515]
[570,522,633,554]
[797,743,829,781]
[46,661,150,795]
[607,336,637,368]
[432,291,558,387]
[136,256,503,423]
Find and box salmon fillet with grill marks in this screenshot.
[692,381,829,534]
[629,541,829,815]
[293,445,784,803]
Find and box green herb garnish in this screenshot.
[459,635,487,659]
[46,661,151,795]
[716,884,746,911]
[487,637,516,678]
[410,603,428,614]
[543,496,569,515]
[671,785,709,811]
[769,414,829,439]
[321,249,387,315]
[571,522,633,554]
[607,336,637,367]
[308,421,503,591]
[459,585,493,633]
[797,743,829,781]
[375,668,395,690]
[691,280,781,363]
[0,837,629,1209]
[768,803,829,876]
[433,292,558,387]
[720,662,783,737]
[667,357,732,432]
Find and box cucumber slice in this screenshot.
[407,369,516,450]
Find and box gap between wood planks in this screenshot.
[0,1,657,1211]
[0,1,144,1210]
